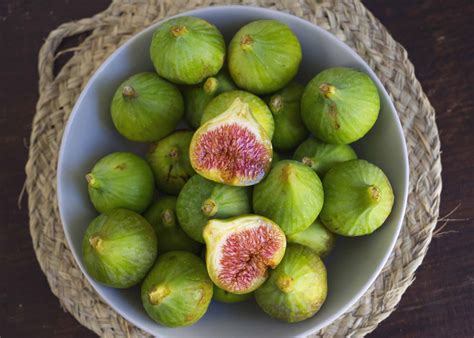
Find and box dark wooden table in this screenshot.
[1,1,473,337]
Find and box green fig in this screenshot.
[190,99,273,186]
[82,209,157,288]
[141,251,213,327]
[294,138,357,177]
[86,152,154,213]
[176,174,252,243]
[204,215,286,294]
[144,196,202,255]
[183,70,236,129]
[320,159,394,236]
[213,284,253,303]
[265,82,308,151]
[150,16,225,85]
[201,90,274,139]
[147,130,194,195]
[255,244,327,323]
[111,72,184,142]
[228,20,302,94]
[253,160,324,235]
[287,220,335,257]
[301,67,380,144]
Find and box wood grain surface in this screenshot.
[1,1,473,337]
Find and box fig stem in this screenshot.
[201,198,218,217]
[171,25,188,37]
[148,285,171,305]
[276,274,294,293]
[367,185,381,204]
[240,34,253,51]
[85,174,99,188]
[89,235,103,252]
[161,209,176,228]
[203,77,218,95]
[301,157,315,168]
[122,85,137,98]
[319,83,336,98]
[269,95,283,114]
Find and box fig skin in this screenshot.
[183,70,237,129]
[265,82,309,151]
[228,20,302,94]
[86,152,154,213]
[176,174,252,243]
[190,99,273,186]
[255,244,327,323]
[201,90,274,139]
[213,284,253,303]
[294,138,357,177]
[147,130,194,195]
[141,251,213,327]
[287,219,335,257]
[111,72,184,142]
[82,209,157,288]
[144,196,202,255]
[301,67,380,144]
[150,16,225,85]
[204,215,286,294]
[320,159,394,236]
[253,160,324,235]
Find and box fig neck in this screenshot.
[240,34,253,51]
[171,25,187,37]
[301,157,316,169]
[89,235,104,253]
[365,185,381,206]
[86,173,100,189]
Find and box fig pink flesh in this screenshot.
[194,123,270,183]
[218,224,283,292]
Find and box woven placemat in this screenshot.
[25,0,442,337]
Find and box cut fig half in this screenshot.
[203,215,286,294]
[189,98,273,186]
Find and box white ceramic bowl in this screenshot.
[58,5,409,337]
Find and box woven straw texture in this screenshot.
[26,0,442,337]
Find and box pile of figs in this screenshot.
[81,16,394,327]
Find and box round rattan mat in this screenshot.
[25,0,442,337]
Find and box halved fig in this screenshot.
[190,98,273,186]
[203,215,286,294]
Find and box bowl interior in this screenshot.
[58,6,408,337]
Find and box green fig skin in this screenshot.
[183,70,237,129]
[147,131,194,195]
[271,151,281,168]
[294,138,357,177]
[301,67,380,144]
[201,90,274,139]
[176,175,252,243]
[144,196,202,255]
[265,82,309,151]
[82,209,157,288]
[111,72,184,142]
[141,251,213,327]
[228,20,302,94]
[321,159,394,236]
[150,16,225,85]
[213,284,253,303]
[255,244,327,323]
[86,152,154,213]
[287,220,335,257]
[253,160,324,235]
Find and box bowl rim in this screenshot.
[57,5,409,337]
